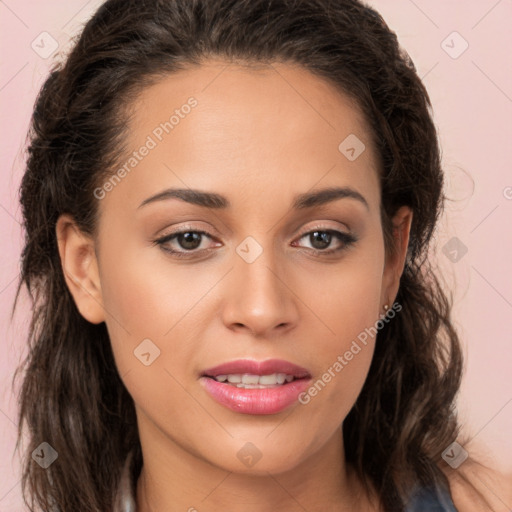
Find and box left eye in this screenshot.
[293,229,357,253]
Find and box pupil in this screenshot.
[311,231,331,249]
[179,232,201,250]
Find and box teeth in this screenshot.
[214,373,295,386]
[242,374,260,385]
[258,374,277,385]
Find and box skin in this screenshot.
[56,59,412,511]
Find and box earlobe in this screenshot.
[55,214,105,324]
[381,206,413,308]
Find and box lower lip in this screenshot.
[200,377,311,415]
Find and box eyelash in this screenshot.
[153,225,358,259]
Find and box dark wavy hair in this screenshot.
[13,0,468,510]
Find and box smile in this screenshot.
[200,359,311,415]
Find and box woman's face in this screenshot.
[61,60,410,476]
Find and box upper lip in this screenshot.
[201,359,311,378]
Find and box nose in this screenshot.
[220,244,300,338]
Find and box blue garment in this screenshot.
[113,450,458,511]
[406,484,458,511]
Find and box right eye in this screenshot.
[153,228,221,258]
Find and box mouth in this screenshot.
[200,359,311,415]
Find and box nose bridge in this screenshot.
[222,234,298,335]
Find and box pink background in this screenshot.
[1,1,511,509]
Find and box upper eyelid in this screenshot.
[159,224,351,238]
[159,218,351,237]
[295,223,351,237]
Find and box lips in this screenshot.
[200,359,311,415]
[202,359,310,379]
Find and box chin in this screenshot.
[198,435,317,477]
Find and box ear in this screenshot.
[381,206,413,308]
[55,214,105,324]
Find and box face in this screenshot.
[59,59,410,476]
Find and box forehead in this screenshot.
[100,59,381,215]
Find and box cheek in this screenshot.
[295,241,385,420]
[96,235,211,380]
[97,249,213,440]
[301,240,385,350]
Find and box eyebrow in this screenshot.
[138,186,369,211]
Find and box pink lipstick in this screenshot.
[200,359,311,415]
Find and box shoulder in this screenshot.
[439,458,512,512]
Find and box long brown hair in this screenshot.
[14,0,466,510]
